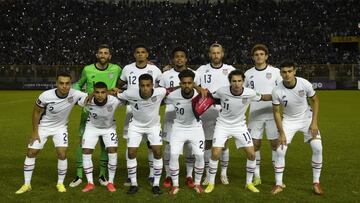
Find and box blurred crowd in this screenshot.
[0,0,359,67]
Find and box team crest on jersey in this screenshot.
[151,96,157,102]
[108,73,114,79]
[266,72,272,79]
[224,98,229,102]
[107,106,113,112]
[205,69,210,73]
[147,70,153,75]
[249,75,254,79]
[176,102,180,106]
[298,90,305,97]
[242,98,248,104]
[222,69,228,75]
[67,96,74,103]
[170,76,174,79]
[130,71,134,74]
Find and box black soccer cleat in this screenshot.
[152,186,163,195]
[127,186,139,195]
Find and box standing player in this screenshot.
[160,47,197,188]
[196,43,235,185]
[117,74,165,195]
[204,70,271,193]
[70,44,122,187]
[117,44,162,185]
[244,44,282,186]
[79,82,122,193]
[15,72,87,194]
[166,70,205,195]
[271,61,324,195]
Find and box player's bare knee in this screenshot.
[107,147,117,154]
[211,149,221,160]
[128,148,137,159]
[57,153,67,160]
[247,152,256,160]
[82,148,92,155]
[153,150,162,159]
[253,139,261,151]
[205,140,212,150]
[26,148,39,158]
[270,140,278,151]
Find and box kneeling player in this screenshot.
[205,70,271,193]
[79,82,122,193]
[117,74,166,195]
[15,72,87,194]
[166,70,205,195]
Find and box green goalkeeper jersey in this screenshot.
[73,63,122,93]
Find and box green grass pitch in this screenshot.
[0,90,359,202]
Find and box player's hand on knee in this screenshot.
[278,132,287,149]
[309,123,319,139]
[29,131,40,146]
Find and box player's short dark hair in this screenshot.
[98,44,111,53]
[139,74,153,83]
[56,71,71,79]
[251,44,269,56]
[228,69,245,82]
[172,46,188,58]
[94,81,108,89]
[133,44,148,52]
[178,69,195,80]
[279,60,296,69]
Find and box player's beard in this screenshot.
[211,58,222,66]
[98,57,109,66]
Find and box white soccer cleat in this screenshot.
[220,175,229,185]
[99,176,108,186]
[202,176,209,186]
[69,176,82,187]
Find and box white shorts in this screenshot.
[200,105,220,140]
[283,118,321,144]
[162,107,176,142]
[248,119,279,140]
[82,125,118,149]
[213,125,253,149]
[127,124,162,147]
[122,105,133,139]
[170,126,205,155]
[28,127,68,149]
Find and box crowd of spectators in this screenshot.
[0,0,359,67]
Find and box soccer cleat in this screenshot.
[98,176,108,186]
[127,186,139,195]
[163,176,172,188]
[253,177,262,186]
[271,185,283,195]
[107,183,116,192]
[204,183,215,193]
[69,176,82,187]
[148,177,154,186]
[82,183,95,192]
[56,183,67,193]
[169,186,180,195]
[202,176,209,186]
[245,183,260,193]
[194,184,204,193]
[313,183,324,195]
[15,184,32,194]
[152,186,163,195]
[185,177,195,188]
[220,175,229,185]
[123,178,131,187]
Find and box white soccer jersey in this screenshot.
[78,95,122,129]
[212,86,262,128]
[117,87,166,128]
[196,63,235,92]
[272,77,315,121]
[244,65,282,120]
[36,88,87,129]
[165,89,201,128]
[120,62,162,89]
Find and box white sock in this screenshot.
[57,159,67,184]
[163,144,171,178]
[194,154,204,185]
[254,151,261,178]
[153,158,163,186]
[246,159,256,184]
[272,150,277,167]
[220,148,229,177]
[204,149,211,178]
[127,158,137,186]
[108,153,117,184]
[169,153,180,187]
[208,159,218,184]
[24,156,35,185]
[148,150,154,178]
[310,139,323,183]
[83,154,93,184]
[275,146,287,186]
